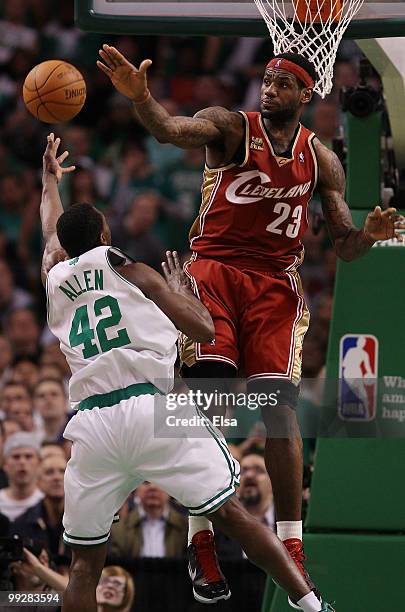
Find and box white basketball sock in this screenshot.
[296,592,322,611]
[188,516,213,545]
[276,520,303,541]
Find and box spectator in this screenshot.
[0,432,43,521]
[33,379,69,444]
[5,308,41,358]
[111,482,188,559]
[38,364,65,383]
[96,566,135,612]
[11,355,40,391]
[1,419,22,443]
[114,191,166,271]
[7,394,35,434]
[12,555,135,612]
[239,453,275,528]
[13,454,67,558]
[0,420,10,488]
[39,442,66,462]
[8,547,61,612]
[0,381,31,420]
[39,342,71,383]
[0,259,33,324]
[0,335,13,385]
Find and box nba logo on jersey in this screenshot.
[339,334,378,421]
[299,152,305,163]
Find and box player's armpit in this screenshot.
[314,139,373,261]
[118,262,215,343]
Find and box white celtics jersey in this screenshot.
[46,246,178,406]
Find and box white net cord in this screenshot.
[253,0,365,97]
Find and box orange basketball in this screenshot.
[23,60,86,124]
[294,0,343,23]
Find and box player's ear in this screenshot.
[100,231,109,246]
[301,87,313,105]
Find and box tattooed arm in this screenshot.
[97,44,243,156]
[314,139,404,261]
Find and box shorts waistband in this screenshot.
[78,383,161,411]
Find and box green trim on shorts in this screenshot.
[195,406,240,485]
[78,382,161,410]
[63,530,110,548]
[185,406,239,514]
[187,481,236,513]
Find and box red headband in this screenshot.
[266,58,315,89]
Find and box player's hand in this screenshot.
[97,44,152,103]
[161,251,191,294]
[364,205,405,242]
[43,133,75,184]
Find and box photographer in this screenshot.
[0,543,61,612]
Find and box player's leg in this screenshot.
[209,497,330,612]
[62,544,107,612]
[241,269,321,606]
[62,407,140,611]
[182,360,237,603]
[180,258,240,602]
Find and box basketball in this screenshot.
[294,0,343,23]
[23,60,86,124]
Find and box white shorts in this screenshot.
[62,393,240,547]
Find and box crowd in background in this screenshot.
[0,0,379,608]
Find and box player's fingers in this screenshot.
[381,207,397,217]
[139,59,153,75]
[165,250,175,272]
[57,150,69,163]
[99,49,116,70]
[161,261,170,281]
[394,232,404,242]
[368,205,382,219]
[102,44,120,66]
[62,165,76,174]
[105,45,134,68]
[172,251,181,270]
[97,61,113,78]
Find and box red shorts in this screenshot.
[181,257,309,383]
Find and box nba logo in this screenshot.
[339,334,378,421]
[299,152,305,163]
[276,59,282,68]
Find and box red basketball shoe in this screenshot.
[283,538,322,609]
[187,530,231,604]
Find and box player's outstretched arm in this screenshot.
[40,133,75,284]
[118,252,215,343]
[315,139,405,261]
[97,44,243,151]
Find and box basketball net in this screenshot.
[253,0,365,97]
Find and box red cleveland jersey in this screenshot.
[189,111,318,271]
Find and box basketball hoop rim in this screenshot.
[76,0,405,39]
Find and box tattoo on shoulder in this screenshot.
[195,107,241,131]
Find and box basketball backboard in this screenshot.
[75,1,405,38]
